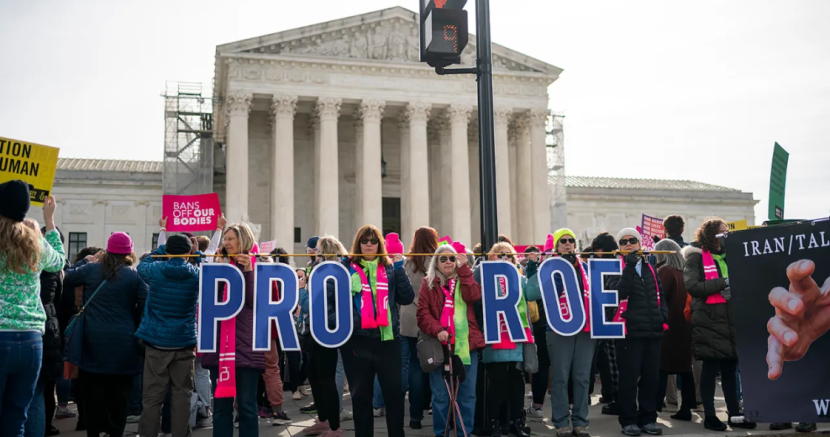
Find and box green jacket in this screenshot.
[0,230,66,333]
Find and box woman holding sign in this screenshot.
[340,225,414,437]
[199,223,262,437]
[683,219,756,431]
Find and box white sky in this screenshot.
[1,0,828,222]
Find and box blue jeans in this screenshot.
[429,352,478,436]
[336,351,345,412]
[401,336,426,421]
[56,368,71,405]
[0,332,43,437]
[23,379,45,437]
[210,367,262,437]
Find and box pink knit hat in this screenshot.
[385,233,404,255]
[451,241,466,254]
[107,232,134,255]
[543,234,555,252]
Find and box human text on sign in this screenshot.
[162,193,222,232]
[0,136,60,206]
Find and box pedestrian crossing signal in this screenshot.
[419,0,469,68]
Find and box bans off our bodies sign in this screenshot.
[162,193,222,232]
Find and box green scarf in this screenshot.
[712,253,729,279]
[351,259,394,341]
[448,279,471,365]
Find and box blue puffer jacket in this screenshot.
[473,264,529,363]
[63,260,147,375]
[135,245,200,349]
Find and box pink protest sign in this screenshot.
[259,240,277,254]
[162,193,222,232]
[640,215,665,251]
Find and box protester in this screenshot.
[135,234,201,437]
[306,236,320,277]
[524,244,549,420]
[476,242,531,437]
[340,225,414,437]
[662,215,687,248]
[199,223,263,437]
[261,248,291,426]
[63,232,147,437]
[652,239,696,421]
[289,268,309,401]
[0,183,64,437]
[683,218,755,431]
[417,244,483,436]
[299,236,350,437]
[525,229,594,437]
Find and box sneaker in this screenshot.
[373,407,385,417]
[300,386,312,396]
[641,423,662,435]
[602,402,621,416]
[556,427,574,437]
[259,406,273,418]
[796,423,817,433]
[410,419,422,429]
[320,429,344,437]
[55,406,76,419]
[526,391,533,399]
[196,416,213,428]
[728,415,757,429]
[770,423,793,430]
[300,403,318,414]
[126,415,140,423]
[703,416,727,432]
[573,426,591,437]
[293,391,303,400]
[621,425,641,436]
[272,411,292,426]
[302,420,330,436]
[234,414,239,428]
[525,405,543,418]
[340,410,353,422]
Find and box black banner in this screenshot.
[727,219,830,423]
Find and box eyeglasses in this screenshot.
[495,253,509,259]
[439,255,456,263]
[619,238,639,246]
[559,238,576,244]
[360,238,379,245]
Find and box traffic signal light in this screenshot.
[419,0,469,68]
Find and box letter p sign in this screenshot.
[198,263,245,353]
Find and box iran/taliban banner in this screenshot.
[0,136,60,206]
[727,219,830,423]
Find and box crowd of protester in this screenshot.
[0,178,818,437]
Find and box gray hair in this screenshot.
[426,245,460,290]
[654,239,684,271]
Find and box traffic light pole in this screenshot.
[475,0,499,252]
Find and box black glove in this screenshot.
[624,251,641,267]
[562,253,578,265]
[525,259,539,278]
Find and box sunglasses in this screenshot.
[360,238,379,245]
[559,238,576,244]
[619,238,639,246]
[439,255,456,263]
[495,253,509,259]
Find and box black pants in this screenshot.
[701,359,740,417]
[305,337,341,430]
[340,335,404,437]
[658,372,696,412]
[474,352,487,432]
[531,324,551,406]
[79,370,133,437]
[598,341,613,401]
[44,380,57,431]
[281,350,304,393]
[617,338,661,427]
[485,362,524,423]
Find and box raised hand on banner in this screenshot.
[217,213,227,230]
[766,259,830,380]
[159,216,168,229]
[235,253,253,272]
[43,196,57,230]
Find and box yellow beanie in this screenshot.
[552,228,577,249]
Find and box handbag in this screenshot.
[64,280,107,366]
[527,301,540,324]
[417,330,445,373]
[518,342,539,373]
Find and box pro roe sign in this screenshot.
[162,193,222,232]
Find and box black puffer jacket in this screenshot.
[615,258,667,339]
[683,244,736,360]
[39,268,65,381]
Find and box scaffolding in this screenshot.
[162,82,214,196]
[547,114,567,230]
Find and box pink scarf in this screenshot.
[492,277,534,350]
[215,246,258,398]
[702,250,727,304]
[351,262,390,330]
[440,278,458,344]
[557,257,591,333]
[612,257,668,333]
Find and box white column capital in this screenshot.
[271,95,298,118]
[226,91,252,118]
[513,114,531,132]
[315,97,342,121]
[494,107,513,126]
[358,99,386,123]
[446,105,473,124]
[397,110,411,131]
[404,102,432,123]
[528,109,549,126]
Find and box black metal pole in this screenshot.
[476,0,498,253]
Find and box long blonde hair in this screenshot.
[316,236,348,261]
[223,223,255,256]
[0,216,42,274]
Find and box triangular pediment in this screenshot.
[217,6,562,77]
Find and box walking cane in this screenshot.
[443,342,469,437]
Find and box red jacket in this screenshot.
[416,264,485,351]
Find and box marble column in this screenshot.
[315,97,342,237]
[508,122,519,241]
[438,116,451,235]
[515,115,534,244]
[270,95,297,247]
[356,100,386,229]
[468,117,481,246]
[404,102,432,241]
[398,111,411,245]
[448,105,473,246]
[530,109,551,240]
[494,107,513,237]
[225,91,252,223]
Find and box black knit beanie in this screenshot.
[0,180,31,222]
[166,235,193,255]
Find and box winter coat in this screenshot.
[668,235,688,248]
[473,264,529,363]
[400,258,428,338]
[0,230,65,332]
[683,244,736,360]
[657,266,692,373]
[39,268,65,382]
[614,258,667,340]
[349,259,415,340]
[416,264,485,351]
[63,260,147,375]
[135,245,200,349]
[201,261,265,370]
